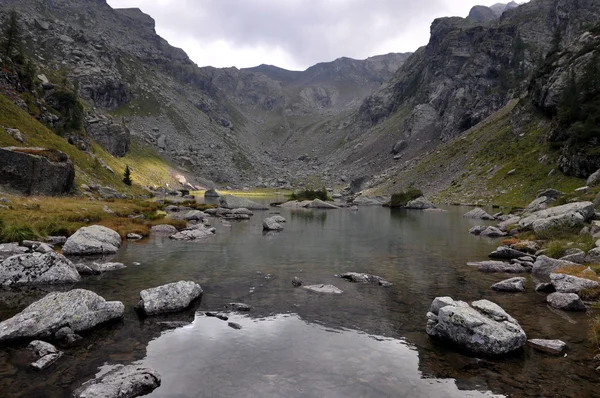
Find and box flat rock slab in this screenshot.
[0,289,124,343]
[550,273,600,293]
[426,297,526,355]
[0,251,80,286]
[75,262,126,275]
[224,303,252,312]
[467,261,530,273]
[137,281,202,316]
[489,246,530,260]
[547,292,586,312]
[492,277,526,292]
[63,225,122,256]
[533,256,579,279]
[303,284,343,294]
[527,339,567,355]
[28,340,63,370]
[73,365,161,398]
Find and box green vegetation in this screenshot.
[123,165,133,186]
[289,188,330,201]
[387,189,423,208]
[544,235,596,258]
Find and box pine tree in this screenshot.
[123,165,132,186]
[2,10,22,58]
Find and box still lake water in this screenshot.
[0,201,598,397]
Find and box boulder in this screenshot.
[492,277,527,292]
[404,196,436,210]
[585,247,600,264]
[489,246,530,260]
[75,262,126,275]
[28,340,63,370]
[62,225,121,256]
[303,284,343,294]
[467,261,530,273]
[560,248,586,264]
[532,212,586,236]
[480,227,507,237]
[98,186,126,199]
[223,213,251,220]
[306,199,339,209]
[126,233,143,240]
[169,227,215,241]
[263,217,284,231]
[73,365,161,398]
[527,339,567,355]
[219,195,268,210]
[182,210,207,221]
[426,297,526,355]
[150,224,178,234]
[519,202,595,230]
[498,217,521,231]
[464,207,495,220]
[550,273,600,293]
[532,256,579,278]
[231,208,253,216]
[525,196,553,213]
[0,252,80,286]
[391,140,408,154]
[340,272,392,286]
[0,243,30,260]
[469,226,487,236]
[547,292,586,311]
[0,147,74,196]
[280,200,313,208]
[136,281,202,316]
[292,277,303,287]
[0,289,124,342]
[587,169,600,187]
[269,215,286,223]
[537,189,564,199]
[204,189,220,198]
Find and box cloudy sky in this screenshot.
[106,0,523,71]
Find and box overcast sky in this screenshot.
[106,0,524,71]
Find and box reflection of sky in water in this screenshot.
[140,314,503,398]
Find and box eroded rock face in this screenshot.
[426,297,526,355]
[63,226,122,256]
[0,147,74,196]
[0,289,124,342]
[73,365,161,398]
[136,281,203,316]
[0,252,80,286]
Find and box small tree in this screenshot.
[2,9,22,58]
[123,165,132,186]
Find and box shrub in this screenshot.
[123,165,133,186]
[289,188,330,201]
[388,189,423,208]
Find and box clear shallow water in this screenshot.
[0,203,598,397]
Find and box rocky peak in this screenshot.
[114,8,156,31]
[467,6,499,23]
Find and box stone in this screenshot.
[469,226,487,235]
[0,289,124,342]
[150,224,178,234]
[464,207,495,220]
[86,119,131,157]
[263,217,284,231]
[587,169,600,187]
[352,196,388,206]
[519,202,595,230]
[204,189,220,198]
[0,252,80,286]
[205,312,229,321]
[223,213,251,220]
[127,233,143,240]
[489,246,530,260]
[76,262,127,275]
[63,225,122,256]
[98,186,126,199]
[498,217,521,231]
[303,284,344,294]
[426,297,526,355]
[6,128,25,143]
[219,195,268,210]
[306,199,339,209]
[28,340,63,370]
[467,261,530,273]
[0,147,74,196]
[340,272,392,286]
[492,277,527,292]
[269,215,286,223]
[532,256,579,278]
[228,322,242,330]
[532,212,586,236]
[537,189,564,199]
[182,210,207,221]
[224,303,252,312]
[73,365,161,398]
[525,196,553,213]
[527,339,567,355]
[292,277,303,287]
[560,248,586,264]
[169,227,215,241]
[585,247,600,264]
[231,208,254,216]
[550,273,600,293]
[391,140,408,154]
[136,281,202,316]
[404,196,436,210]
[479,226,507,237]
[547,292,586,311]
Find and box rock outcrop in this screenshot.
[85,118,131,157]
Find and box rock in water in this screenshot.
[492,277,526,292]
[340,272,392,286]
[150,224,178,234]
[219,195,268,210]
[547,293,586,311]
[62,225,122,255]
[292,277,303,287]
[224,303,252,312]
[532,256,579,278]
[464,208,495,220]
[136,281,203,316]
[169,227,215,241]
[467,261,530,273]
[479,227,507,237]
[0,252,80,286]
[404,196,436,210]
[73,365,161,398]
[28,340,63,370]
[303,284,343,294]
[0,289,124,343]
[527,339,567,355]
[263,217,284,231]
[426,297,526,355]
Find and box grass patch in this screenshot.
[542,235,596,258]
[554,265,600,280]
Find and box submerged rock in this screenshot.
[467,261,530,273]
[340,272,392,286]
[426,297,526,355]
[547,292,586,311]
[489,246,530,260]
[73,365,161,398]
[303,284,343,294]
[527,339,567,355]
[136,281,203,316]
[0,289,124,343]
[28,340,63,370]
[292,277,303,287]
[0,252,80,286]
[62,225,121,256]
[492,277,526,292]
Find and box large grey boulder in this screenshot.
[489,246,530,260]
[532,256,579,278]
[519,202,595,230]
[464,208,495,220]
[492,277,526,292]
[136,281,203,316]
[63,226,122,256]
[169,226,215,241]
[28,340,63,370]
[0,252,80,286]
[263,217,284,231]
[547,292,586,311]
[219,195,268,210]
[467,261,530,273]
[73,365,161,398]
[587,169,600,187]
[150,224,178,234]
[550,273,600,293]
[426,297,526,355]
[480,226,507,237]
[204,189,220,198]
[404,196,436,210]
[525,196,553,213]
[352,196,388,206]
[0,289,124,342]
[303,284,343,294]
[532,212,586,236]
[0,147,74,196]
[340,272,392,286]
